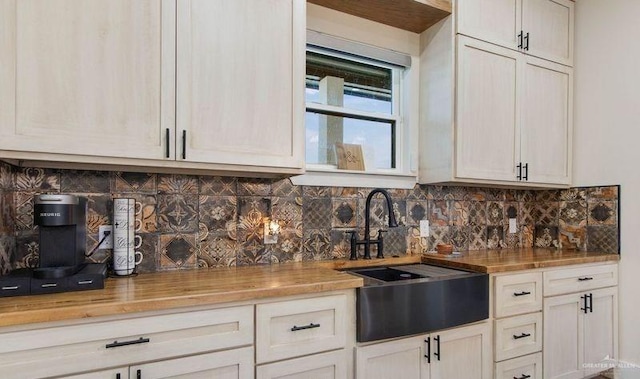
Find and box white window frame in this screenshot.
[292,30,418,189]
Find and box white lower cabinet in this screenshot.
[495,352,542,379]
[63,368,128,379]
[256,350,347,379]
[355,321,492,379]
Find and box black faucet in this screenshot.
[348,188,398,260]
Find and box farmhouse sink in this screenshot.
[346,264,489,342]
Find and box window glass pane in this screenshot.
[305,110,394,170]
[306,51,393,115]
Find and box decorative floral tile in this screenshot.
[159,233,198,270]
[586,186,618,200]
[236,243,271,266]
[303,198,332,230]
[270,228,303,263]
[428,201,450,227]
[559,224,586,251]
[520,202,536,225]
[237,178,271,196]
[428,226,451,251]
[0,162,13,190]
[199,176,237,196]
[378,226,408,257]
[14,191,34,231]
[330,229,352,260]
[588,200,617,226]
[406,200,428,226]
[272,197,303,229]
[535,190,560,203]
[0,192,14,234]
[60,170,110,193]
[534,201,559,226]
[468,201,486,226]
[559,201,588,226]
[486,202,504,225]
[518,190,535,203]
[407,185,428,200]
[407,227,428,254]
[14,231,39,269]
[199,232,237,268]
[450,226,470,251]
[504,226,520,249]
[520,225,534,248]
[469,225,487,250]
[465,187,487,201]
[534,226,559,248]
[157,174,198,194]
[131,233,158,273]
[199,196,237,232]
[271,178,301,198]
[332,199,357,228]
[484,188,506,201]
[0,236,15,275]
[391,200,407,226]
[446,187,468,201]
[157,194,198,233]
[388,188,409,199]
[560,188,587,201]
[14,167,60,191]
[86,195,112,234]
[586,226,618,253]
[357,198,390,228]
[302,186,331,198]
[328,187,358,198]
[237,202,266,245]
[427,185,452,200]
[486,226,505,249]
[451,201,469,226]
[302,229,332,261]
[112,172,156,193]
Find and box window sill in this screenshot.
[290,167,417,189]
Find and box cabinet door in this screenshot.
[0,0,175,160]
[176,0,304,170]
[519,56,572,185]
[130,347,253,379]
[457,0,522,51]
[64,368,128,379]
[355,335,428,379]
[257,350,347,379]
[583,287,618,377]
[543,293,583,379]
[522,0,574,66]
[430,322,492,379]
[455,36,521,182]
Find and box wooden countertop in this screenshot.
[0,262,363,328]
[421,248,620,273]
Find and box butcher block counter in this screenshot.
[0,251,619,328]
[421,248,620,273]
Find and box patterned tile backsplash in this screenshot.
[0,161,621,275]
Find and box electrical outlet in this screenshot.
[98,225,113,249]
[419,220,430,237]
[508,218,517,234]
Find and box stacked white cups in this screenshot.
[113,198,143,275]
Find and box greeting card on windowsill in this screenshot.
[335,142,365,171]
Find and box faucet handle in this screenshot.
[377,229,388,238]
[345,230,359,260]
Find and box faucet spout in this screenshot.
[362,188,398,259]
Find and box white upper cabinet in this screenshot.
[0,0,175,160]
[457,0,574,66]
[0,0,305,176]
[176,0,304,170]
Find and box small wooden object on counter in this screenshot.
[436,243,454,255]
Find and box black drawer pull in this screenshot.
[165,128,170,158]
[513,333,531,340]
[137,369,142,379]
[291,323,321,332]
[513,291,531,297]
[116,374,121,379]
[578,277,594,281]
[106,337,151,349]
[514,375,531,379]
[2,286,19,290]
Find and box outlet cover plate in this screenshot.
[419,220,429,237]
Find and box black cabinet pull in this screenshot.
[580,294,588,313]
[513,332,531,340]
[137,369,142,379]
[116,374,121,379]
[518,31,523,49]
[516,162,522,180]
[523,163,529,181]
[514,375,531,379]
[513,291,531,297]
[291,323,320,332]
[105,337,151,349]
[424,337,431,363]
[181,130,187,160]
[165,128,170,158]
[588,293,593,313]
[578,277,594,281]
[524,32,530,50]
[434,335,441,361]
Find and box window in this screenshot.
[304,45,405,174]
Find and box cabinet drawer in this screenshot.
[495,312,542,362]
[256,294,348,363]
[0,305,253,379]
[495,352,542,379]
[543,263,618,296]
[257,349,347,379]
[495,272,542,318]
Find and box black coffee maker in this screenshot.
[33,194,87,279]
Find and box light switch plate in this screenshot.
[419,220,429,237]
[508,218,517,234]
